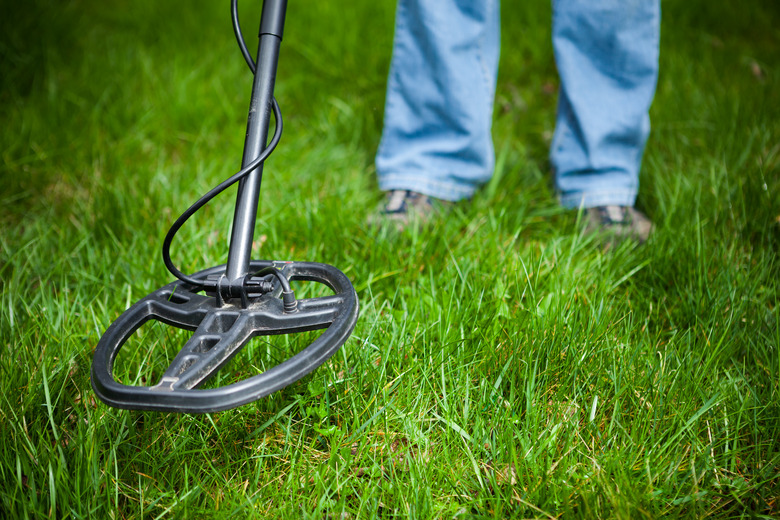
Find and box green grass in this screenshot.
[1,0,779,517]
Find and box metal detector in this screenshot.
[91,0,358,413]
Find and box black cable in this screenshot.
[231,0,257,74]
[162,0,283,290]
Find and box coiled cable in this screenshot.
[162,0,283,291]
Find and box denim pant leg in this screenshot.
[376,0,501,201]
[551,0,660,209]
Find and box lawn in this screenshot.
[1,0,778,518]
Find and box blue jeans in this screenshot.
[376,0,660,207]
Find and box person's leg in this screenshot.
[551,0,660,209]
[376,0,501,202]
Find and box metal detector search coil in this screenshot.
[91,0,358,413]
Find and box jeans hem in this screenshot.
[558,190,638,209]
[378,173,476,201]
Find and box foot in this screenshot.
[367,190,448,230]
[583,205,653,243]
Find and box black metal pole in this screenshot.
[226,0,287,282]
